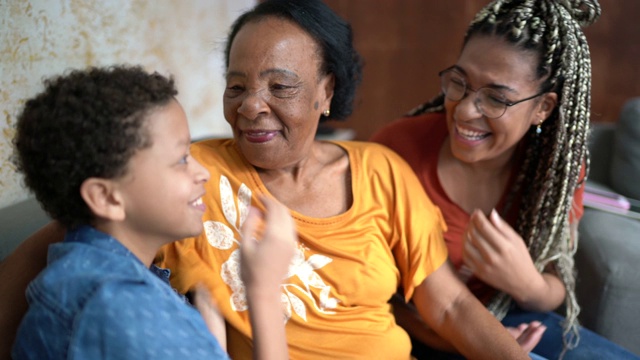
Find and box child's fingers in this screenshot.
[260,196,296,243]
[240,206,262,251]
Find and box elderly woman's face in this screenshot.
[223,17,334,170]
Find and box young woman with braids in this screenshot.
[372,0,639,359]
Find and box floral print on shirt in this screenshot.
[203,175,339,323]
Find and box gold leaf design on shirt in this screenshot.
[207,175,339,322]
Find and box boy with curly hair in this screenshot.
[11,65,294,359]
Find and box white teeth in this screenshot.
[457,126,489,140]
[191,197,203,206]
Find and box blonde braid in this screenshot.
[408,0,600,352]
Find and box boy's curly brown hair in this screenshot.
[13,65,178,229]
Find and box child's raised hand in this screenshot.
[239,196,297,294]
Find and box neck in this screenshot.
[94,221,164,267]
[256,141,324,183]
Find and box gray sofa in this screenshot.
[0,196,50,261]
[576,97,640,355]
[1,100,640,355]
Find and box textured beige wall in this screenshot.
[0,0,255,208]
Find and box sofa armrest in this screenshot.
[0,197,50,262]
[576,208,640,355]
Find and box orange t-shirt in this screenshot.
[371,112,585,303]
[156,139,448,359]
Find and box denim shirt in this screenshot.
[12,226,228,360]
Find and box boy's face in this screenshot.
[116,99,210,245]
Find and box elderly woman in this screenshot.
[1,1,528,359]
[156,1,530,358]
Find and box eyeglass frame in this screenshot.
[438,66,549,119]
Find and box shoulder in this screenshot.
[337,141,426,194]
[15,273,169,358]
[70,281,180,342]
[26,238,158,321]
[336,140,409,166]
[68,280,224,358]
[79,279,176,320]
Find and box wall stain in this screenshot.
[0,0,252,208]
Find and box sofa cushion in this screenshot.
[576,208,640,354]
[611,97,640,199]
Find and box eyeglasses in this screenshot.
[439,66,547,119]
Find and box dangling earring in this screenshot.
[323,109,330,117]
[536,119,543,135]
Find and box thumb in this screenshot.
[489,208,508,234]
[261,196,296,244]
[240,206,262,251]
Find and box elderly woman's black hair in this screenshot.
[224,0,363,122]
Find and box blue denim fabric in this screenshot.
[12,226,228,360]
[502,307,640,360]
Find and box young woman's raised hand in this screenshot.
[462,209,543,303]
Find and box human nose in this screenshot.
[192,157,210,184]
[237,89,270,120]
[454,90,483,121]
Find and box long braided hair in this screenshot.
[408,0,600,350]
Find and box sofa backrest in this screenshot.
[0,197,50,262]
[611,97,640,200]
[588,122,615,185]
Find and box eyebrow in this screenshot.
[226,68,299,80]
[452,65,518,94]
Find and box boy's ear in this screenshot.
[80,178,126,221]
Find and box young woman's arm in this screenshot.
[0,221,65,358]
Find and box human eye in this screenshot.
[224,80,245,98]
[178,154,189,165]
[482,89,508,106]
[270,82,298,98]
[442,72,466,100]
[450,75,465,87]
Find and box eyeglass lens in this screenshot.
[440,70,508,119]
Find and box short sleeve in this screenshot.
[379,147,449,301]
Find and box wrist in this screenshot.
[512,271,547,308]
[246,285,282,304]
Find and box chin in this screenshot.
[177,223,205,240]
[451,147,483,164]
